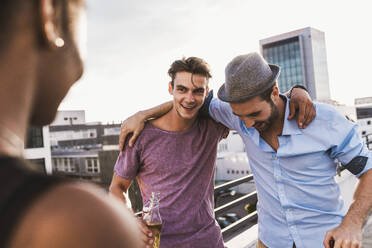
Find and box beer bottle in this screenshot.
[143,192,162,248]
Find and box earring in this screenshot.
[55,37,65,48]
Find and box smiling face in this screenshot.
[169,71,209,121]
[229,91,279,133]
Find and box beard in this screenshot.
[254,100,279,132]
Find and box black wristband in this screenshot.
[289,85,308,99]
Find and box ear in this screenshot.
[271,85,280,101]
[168,81,174,95]
[39,0,65,48]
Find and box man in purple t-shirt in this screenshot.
[110,57,229,248]
[111,56,314,247]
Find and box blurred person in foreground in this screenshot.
[0,0,142,247]
[111,56,314,247]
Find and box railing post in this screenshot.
[367,135,370,150]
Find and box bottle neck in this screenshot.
[150,192,160,203]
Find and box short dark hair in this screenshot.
[258,83,276,102]
[168,57,212,87]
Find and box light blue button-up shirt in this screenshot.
[209,96,372,248]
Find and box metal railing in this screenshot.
[219,166,362,245]
[136,164,358,242]
[135,174,258,241]
[363,133,372,150]
[214,175,258,240]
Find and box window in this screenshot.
[85,158,100,173]
[93,159,99,172]
[231,170,235,174]
[263,38,303,94]
[227,170,230,174]
[53,157,75,172]
[356,108,372,119]
[362,131,366,135]
[25,127,44,148]
[367,120,371,125]
[86,159,92,172]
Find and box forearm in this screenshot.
[139,101,173,120]
[119,102,173,149]
[342,169,372,227]
[109,185,128,206]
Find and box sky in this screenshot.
[59,0,372,123]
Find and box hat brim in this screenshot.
[217,64,280,103]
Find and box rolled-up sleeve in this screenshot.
[329,115,372,178]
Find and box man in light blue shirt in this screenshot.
[207,52,372,248]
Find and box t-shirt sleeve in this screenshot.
[327,108,372,178]
[211,120,230,141]
[113,137,141,180]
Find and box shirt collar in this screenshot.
[238,95,302,147]
[281,94,303,136]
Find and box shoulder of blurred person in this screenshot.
[8,182,142,248]
[0,0,142,247]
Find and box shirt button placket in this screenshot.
[274,155,289,229]
[273,155,280,182]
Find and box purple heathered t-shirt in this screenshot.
[114,117,228,248]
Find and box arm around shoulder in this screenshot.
[208,97,241,131]
[120,101,173,149]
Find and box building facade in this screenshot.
[216,131,254,194]
[23,126,53,174]
[49,111,121,188]
[52,110,86,126]
[259,27,331,101]
[355,97,372,141]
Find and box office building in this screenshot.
[260,27,331,100]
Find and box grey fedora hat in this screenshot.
[218,52,280,102]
